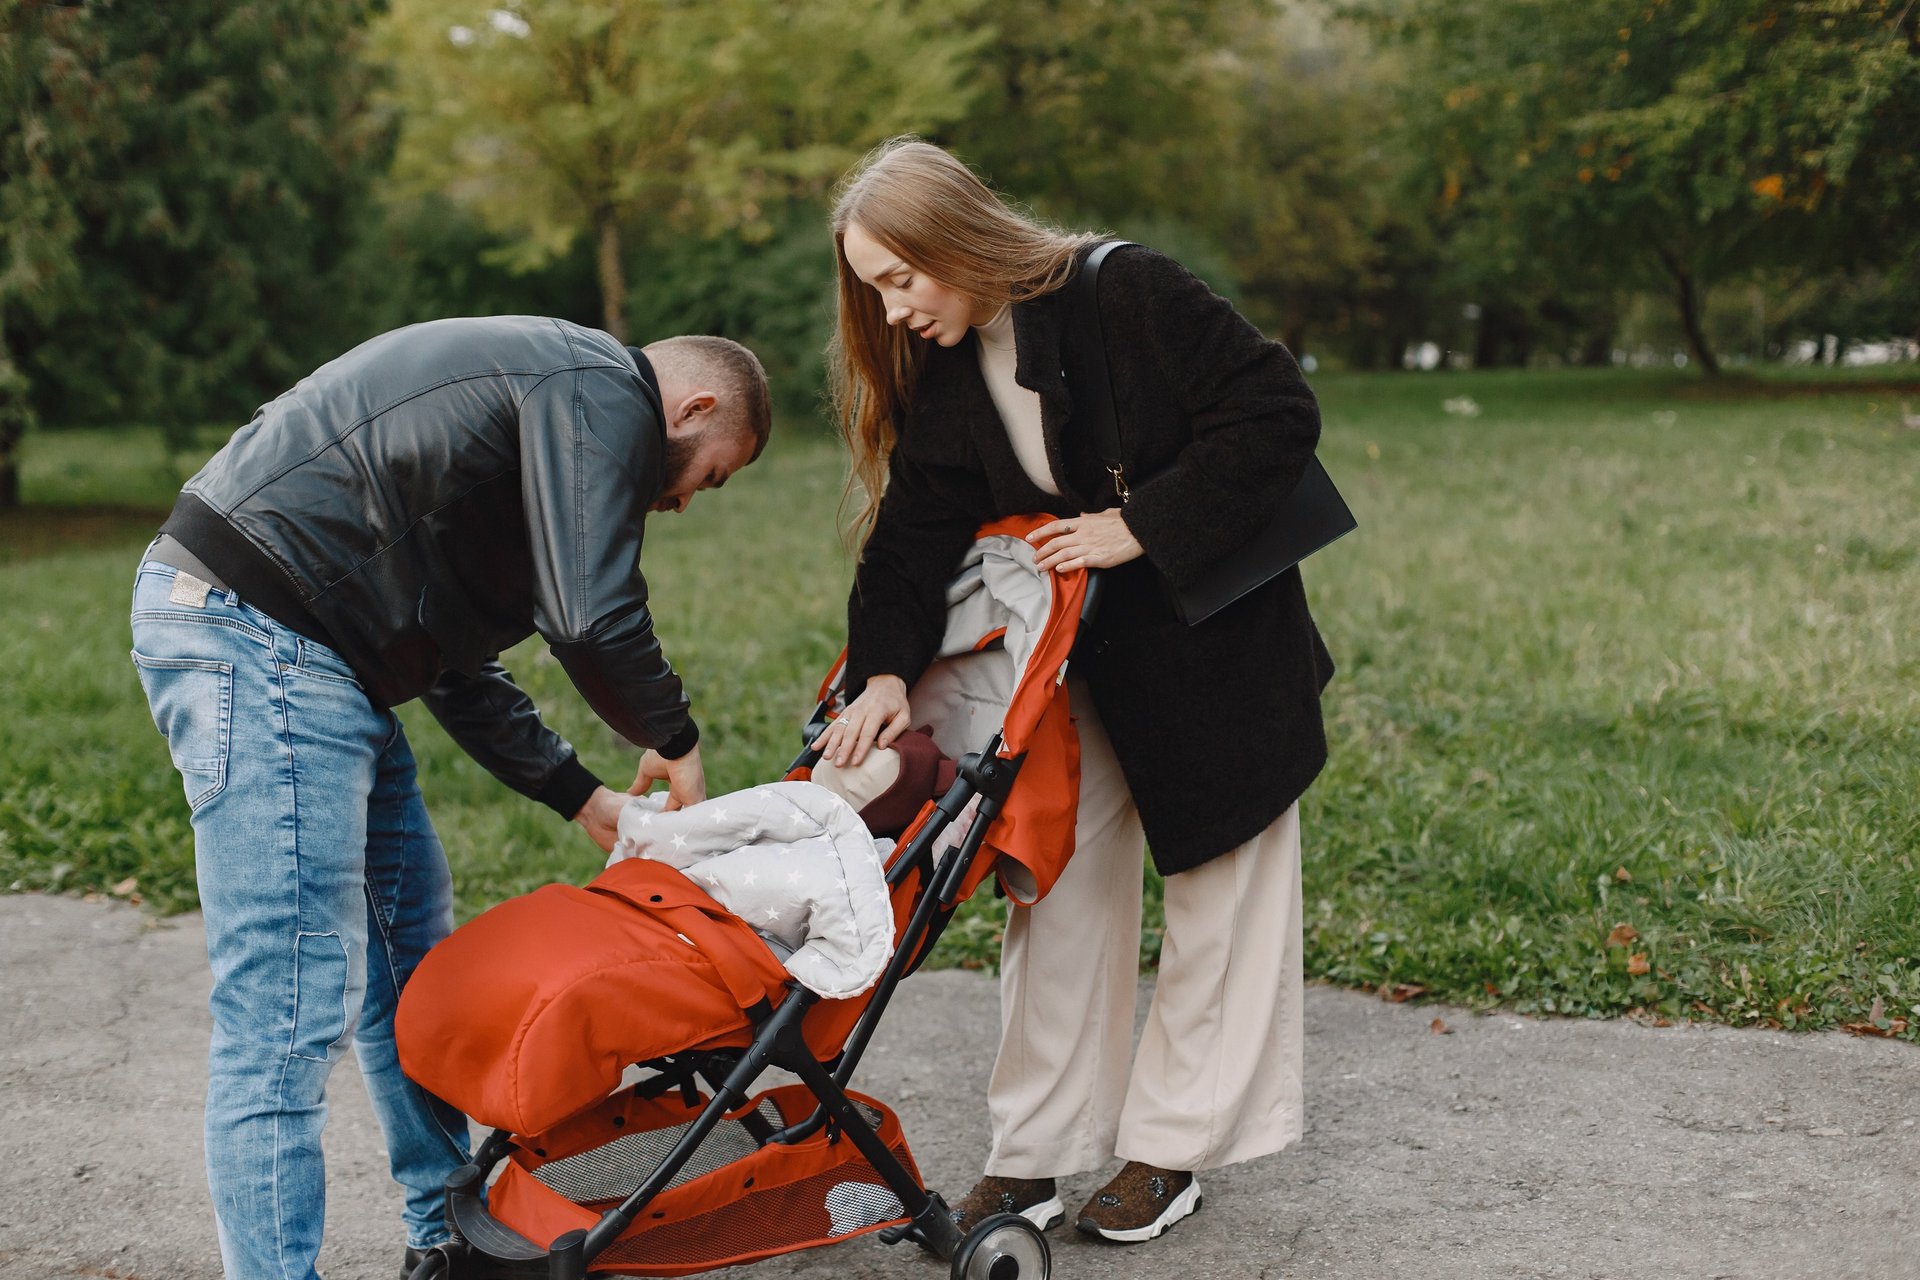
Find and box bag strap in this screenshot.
[1066,240,1136,504]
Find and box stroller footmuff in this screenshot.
[396,518,1090,1280]
[397,856,794,1140]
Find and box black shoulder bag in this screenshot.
[1066,240,1357,625]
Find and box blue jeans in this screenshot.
[130,560,470,1279]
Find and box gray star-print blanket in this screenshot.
[607,781,895,1000]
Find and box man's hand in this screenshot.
[814,674,910,768]
[1028,509,1144,573]
[572,786,626,853]
[571,745,706,852]
[633,744,706,810]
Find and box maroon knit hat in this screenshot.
[856,727,958,837]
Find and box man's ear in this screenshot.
[671,390,719,430]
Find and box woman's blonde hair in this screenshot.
[828,137,1102,546]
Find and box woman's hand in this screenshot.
[1027,509,1144,573]
[815,674,910,768]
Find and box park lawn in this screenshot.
[2,367,1916,1039]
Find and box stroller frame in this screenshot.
[410,568,1099,1280]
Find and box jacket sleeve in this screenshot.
[420,661,605,819]
[845,424,994,700]
[518,363,700,761]
[1108,247,1323,588]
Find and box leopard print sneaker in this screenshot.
[948,1174,1066,1233]
[1075,1161,1201,1243]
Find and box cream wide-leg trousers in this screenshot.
[982,679,1305,1179]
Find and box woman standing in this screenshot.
[819,138,1335,1245]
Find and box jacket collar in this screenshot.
[624,345,664,414]
[1011,275,1097,509]
[1009,284,1070,411]
[912,250,1100,512]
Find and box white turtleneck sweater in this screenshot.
[973,305,1060,497]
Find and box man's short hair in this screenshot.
[639,335,773,460]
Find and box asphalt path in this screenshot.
[2,894,1915,1280]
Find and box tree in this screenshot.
[1357,0,1920,373]
[940,2,1394,358]
[376,0,986,342]
[5,0,392,453]
[946,0,1265,225]
[1203,4,1399,354]
[0,0,105,506]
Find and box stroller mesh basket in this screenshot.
[487,1081,919,1277]
[531,1097,786,1206]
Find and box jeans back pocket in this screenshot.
[131,651,235,811]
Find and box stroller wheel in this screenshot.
[404,1241,462,1280]
[950,1212,1051,1280]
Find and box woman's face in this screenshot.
[842,222,997,348]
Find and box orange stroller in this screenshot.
[396,518,1095,1280]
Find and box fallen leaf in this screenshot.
[1483,981,1500,997]
[1614,866,1633,883]
[111,877,139,897]
[1868,995,1886,1024]
[1841,1018,1909,1039]
[1607,923,1639,947]
[1430,1018,1452,1035]
[1383,983,1429,1004]
[1627,953,1650,976]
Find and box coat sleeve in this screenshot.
[844,422,994,700]
[518,363,699,761]
[419,661,605,819]
[1108,248,1323,588]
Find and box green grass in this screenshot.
[4,366,1917,1038]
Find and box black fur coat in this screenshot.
[846,244,1335,874]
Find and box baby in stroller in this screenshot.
[598,727,958,1000]
[395,517,1088,1280]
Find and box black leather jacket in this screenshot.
[160,315,695,819]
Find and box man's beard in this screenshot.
[660,429,704,499]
